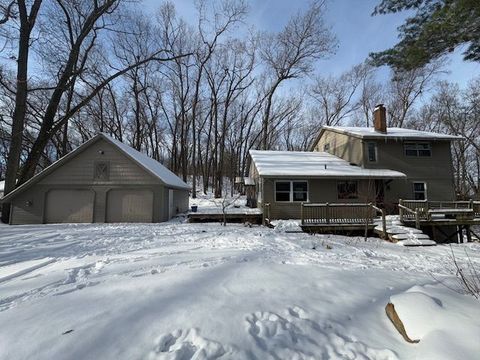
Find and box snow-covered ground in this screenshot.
[189,193,262,215]
[0,217,479,359]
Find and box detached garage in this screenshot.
[1,133,190,224]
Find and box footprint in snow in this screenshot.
[148,328,236,360]
[245,306,399,360]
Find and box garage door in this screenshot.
[45,189,94,223]
[106,189,153,223]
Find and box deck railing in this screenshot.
[301,202,387,238]
[399,199,480,227]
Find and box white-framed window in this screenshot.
[404,142,431,157]
[413,182,427,200]
[275,180,308,202]
[367,142,377,162]
[337,181,358,199]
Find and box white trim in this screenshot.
[404,142,432,157]
[412,181,427,200]
[274,180,309,203]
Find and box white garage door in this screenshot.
[45,189,94,223]
[106,189,153,223]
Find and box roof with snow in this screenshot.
[249,150,406,179]
[322,126,462,141]
[1,133,189,202]
[0,180,4,192]
[103,134,189,190]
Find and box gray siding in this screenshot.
[315,129,456,201]
[362,140,455,201]
[262,178,376,220]
[173,189,189,214]
[38,139,159,185]
[10,184,167,224]
[315,131,364,166]
[8,137,186,224]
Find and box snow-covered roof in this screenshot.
[249,150,406,179]
[1,134,189,202]
[323,126,462,140]
[103,134,189,190]
[0,180,4,192]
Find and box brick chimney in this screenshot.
[373,104,387,133]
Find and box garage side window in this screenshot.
[94,161,110,181]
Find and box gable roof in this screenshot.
[1,133,189,202]
[249,150,406,179]
[310,126,462,151]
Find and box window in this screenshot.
[275,181,308,202]
[367,142,377,162]
[323,143,330,151]
[413,182,427,200]
[404,142,431,157]
[292,181,308,201]
[337,181,358,199]
[275,181,291,202]
[94,161,110,181]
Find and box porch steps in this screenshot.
[374,217,436,246]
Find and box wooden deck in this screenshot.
[398,200,480,242]
[299,202,387,236]
[188,212,263,224]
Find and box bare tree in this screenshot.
[386,61,444,127]
[1,0,42,223]
[309,63,367,126]
[260,0,336,149]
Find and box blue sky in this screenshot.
[142,0,479,88]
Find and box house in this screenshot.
[249,105,461,220]
[1,133,190,224]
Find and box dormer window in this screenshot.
[404,142,431,157]
[94,161,110,181]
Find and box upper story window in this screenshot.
[404,142,431,157]
[323,143,330,151]
[275,180,308,202]
[94,161,110,181]
[367,142,377,162]
[337,181,358,199]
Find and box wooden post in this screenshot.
[415,210,420,229]
[399,199,403,222]
[326,202,330,224]
[301,202,304,225]
[466,225,472,243]
[381,208,387,239]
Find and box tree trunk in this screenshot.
[1,0,42,223]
